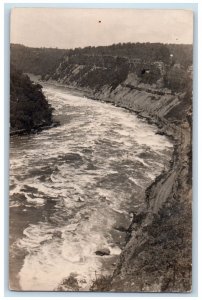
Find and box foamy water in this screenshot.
[9,84,173,291]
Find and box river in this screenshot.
[9,83,173,291]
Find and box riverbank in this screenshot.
[37,78,177,142]
[42,78,192,292]
[10,67,55,137]
[110,123,192,292]
[10,83,174,291]
[24,74,192,291]
[10,121,60,136]
[95,89,192,292]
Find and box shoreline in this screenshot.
[40,79,176,291]
[10,76,191,291]
[40,80,186,291]
[41,79,191,291]
[9,83,172,291]
[41,78,176,143]
[10,121,60,137]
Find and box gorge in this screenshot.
[10,42,192,292]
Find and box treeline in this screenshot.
[10,65,53,133]
[67,42,192,67]
[11,42,192,76]
[10,44,67,76]
[11,42,193,93]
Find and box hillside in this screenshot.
[37,43,192,98]
[11,43,192,91]
[10,65,53,134]
[10,44,67,77]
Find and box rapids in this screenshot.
[9,84,173,291]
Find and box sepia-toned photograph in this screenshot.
[9,8,193,292]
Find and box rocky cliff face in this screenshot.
[97,84,192,292]
[110,118,192,292]
[46,55,192,292]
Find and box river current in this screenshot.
[9,84,173,291]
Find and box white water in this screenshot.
[9,84,173,291]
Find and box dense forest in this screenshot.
[66,42,192,67]
[10,44,67,76]
[10,65,53,133]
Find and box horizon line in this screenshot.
[10,41,193,51]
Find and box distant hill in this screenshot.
[10,65,53,133]
[10,44,68,76]
[65,42,192,67]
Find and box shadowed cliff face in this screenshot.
[48,58,190,94]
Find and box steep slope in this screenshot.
[87,79,192,292]
[110,107,192,292]
[10,44,67,77]
[10,65,54,134]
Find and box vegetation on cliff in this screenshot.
[11,43,192,94]
[10,65,53,133]
[65,42,192,67]
[10,44,67,77]
[48,43,192,93]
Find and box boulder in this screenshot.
[95,248,110,256]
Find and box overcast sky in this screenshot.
[10,8,193,49]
